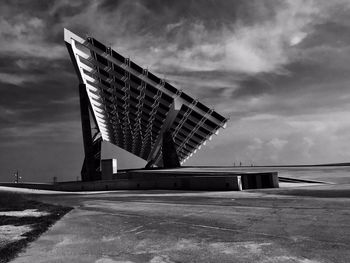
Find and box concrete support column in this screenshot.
[232,176,242,191]
[162,130,180,168]
[269,172,279,188]
[79,83,101,181]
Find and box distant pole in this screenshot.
[14,171,17,183]
[14,170,21,183]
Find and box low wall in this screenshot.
[0,182,55,190]
[54,175,244,191]
[0,172,279,192]
[241,172,279,189]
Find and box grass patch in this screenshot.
[0,191,73,263]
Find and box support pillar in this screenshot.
[79,83,101,181]
[146,98,182,168]
[162,130,180,168]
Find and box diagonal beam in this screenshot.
[79,83,102,181]
[146,98,182,167]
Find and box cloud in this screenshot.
[268,138,288,150]
[46,0,324,76]
[0,73,36,85]
[0,120,82,147]
[113,0,322,75]
[166,19,185,32]
[0,15,65,59]
[290,32,308,46]
[194,109,350,165]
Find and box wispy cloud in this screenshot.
[0,120,82,146]
[0,16,65,59]
[0,73,37,85]
[109,0,321,75]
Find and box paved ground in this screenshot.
[7,183,350,263]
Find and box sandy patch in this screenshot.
[0,209,50,217]
[173,238,200,250]
[209,241,272,255]
[149,255,174,263]
[0,224,32,247]
[95,258,135,263]
[102,236,117,242]
[260,256,322,263]
[55,235,76,247]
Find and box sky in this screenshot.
[1,0,350,182]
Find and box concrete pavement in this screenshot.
[10,185,350,263]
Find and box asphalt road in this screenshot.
[10,185,350,263]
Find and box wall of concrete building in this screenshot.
[101,159,117,180]
[50,175,243,191]
[0,172,279,192]
[241,172,279,189]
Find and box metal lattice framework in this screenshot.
[65,29,228,166]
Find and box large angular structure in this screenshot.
[64,29,228,181]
